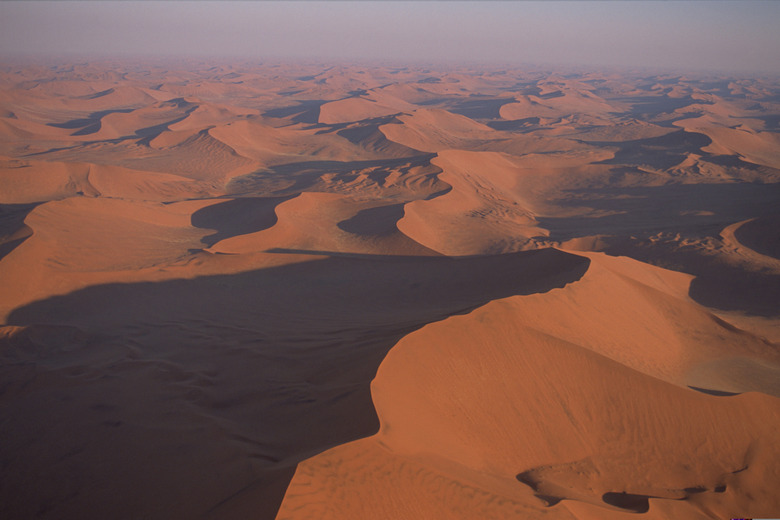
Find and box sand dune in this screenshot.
[0,158,95,203]
[398,150,549,255]
[208,117,387,164]
[500,86,618,122]
[674,114,780,168]
[2,247,589,520]
[318,96,402,125]
[278,253,780,520]
[0,196,216,320]
[0,60,778,520]
[379,108,497,152]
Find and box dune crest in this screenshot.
[398,150,546,255]
[278,253,780,519]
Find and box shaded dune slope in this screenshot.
[2,249,588,520]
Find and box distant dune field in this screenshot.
[1,59,778,520]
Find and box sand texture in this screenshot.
[1,59,779,519]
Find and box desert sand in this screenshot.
[0,58,778,519]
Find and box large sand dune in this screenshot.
[0,59,778,519]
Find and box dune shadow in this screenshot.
[538,182,780,241]
[46,108,135,135]
[538,182,780,316]
[688,386,740,397]
[449,97,515,120]
[336,203,406,237]
[594,129,713,170]
[516,470,563,507]
[621,94,701,120]
[602,491,650,513]
[733,215,780,260]
[4,248,589,519]
[262,100,327,124]
[134,106,197,146]
[0,203,38,261]
[190,196,295,247]
[688,269,780,317]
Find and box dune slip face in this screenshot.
[1,59,779,520]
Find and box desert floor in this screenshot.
[1,58,779,519]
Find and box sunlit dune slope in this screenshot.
[379,108,497,152]
[0,157,221,203]
[278,252,780,520]
[398,150,546,255]
[0,197,215,320]
[318,96,402,125]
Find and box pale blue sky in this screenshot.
[1,1,778,74]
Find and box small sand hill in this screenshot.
[210,192,437,257]
[333,119,426,159]
[674,114,780,168]
[167,102,259,131]
[397,150,546,255]
[361,88,421,113]
[318,96,401,125]
[500,86,617,122]
[71,97,197,141]
[305,156,449,200]
[0,197,214,320]
[379,108,497,152]
[86,163,221,201]
[124,128,255,182]
[0,159,97,203]
[667,95,780,169]
[26,79,118,99]
[376,108,595,158]
[207,118,390,164]
[153,79,262,103]
[58,86,162,112]
[0,92,80,127]
[277,252,780,520]
[0,115,75,145]
[371,82,442,105]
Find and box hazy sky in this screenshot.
[1,1,778,74]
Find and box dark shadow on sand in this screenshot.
[537,182,780,316]
[4,248,589,520]
[537,182,780,241]
[449,97,515,120]
[594,129,712,170]
[0,203,38,261]
[336,203,406,237]
[191,196,296,247]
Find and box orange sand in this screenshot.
[1,59,778,520]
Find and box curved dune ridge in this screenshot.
[398,150,546,255]
[318,96,402,125]
[277,253,780,520]
[0,60,779,520]
[379,108,498,152]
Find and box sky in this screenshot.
[1,1,779,74]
